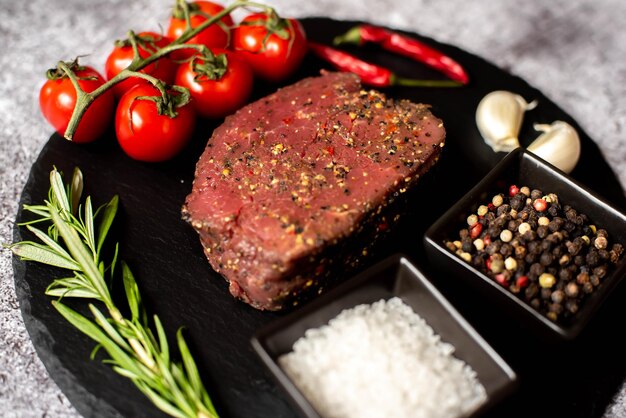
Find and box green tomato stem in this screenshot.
[58,61,95,142]
[128,30,143,67]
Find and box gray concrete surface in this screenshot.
[1,0,625,416]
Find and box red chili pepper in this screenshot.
[308,41,462,88]
[334,24,469,85]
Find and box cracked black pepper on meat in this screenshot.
[183,72,445,310]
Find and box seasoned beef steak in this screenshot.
[183,72,445,310]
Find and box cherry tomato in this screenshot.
[105,32,177,98]
[166,1,233,60]
[232,13,307,83]
[115,84,196,162]
[175,50,253,119]
[39,65,115,143]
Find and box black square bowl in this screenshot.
[424,148,626,340]
[251,254,517,418]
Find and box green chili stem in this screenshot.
[391,75,463,88]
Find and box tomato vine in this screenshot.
[56,0,280,141]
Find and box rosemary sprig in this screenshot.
[10,167,218,418]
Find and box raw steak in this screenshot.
[182,72,445,310]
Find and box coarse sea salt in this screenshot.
[278,297,487,418]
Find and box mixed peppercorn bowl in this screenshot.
[424,148,626,339]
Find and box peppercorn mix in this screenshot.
[445,184,624,324]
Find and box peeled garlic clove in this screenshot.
[527,121,580,174]
[476,90,537,153]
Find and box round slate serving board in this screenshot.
[13,18,626,418]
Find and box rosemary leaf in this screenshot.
[112,365,141,380]
[50,170,71,214]
[52,301,111,344]
[177,328,204,399]
[136,380,188,418]
[46,287,101,299]
[22,204,51,218]
[46,275,90,290]
[48,221,59,242]
[70,167,83,215]
[110,243,119,282]
[90,343,104,361]
[122,261,142,323]
[17,218,51,226]
[10,241,80,270]
[85,196,96,256]
[89,304,132,352]
[154,315,170,365]
[96,195,119,257]
[25,225,73,261]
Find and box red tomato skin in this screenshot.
[232,14,307,82]
[167,1,233,60]
[105,32,177,98]
[39,67,115,143]
[115,84,196,162]
[175,50,253,119]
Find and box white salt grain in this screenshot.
[278,297,487,418]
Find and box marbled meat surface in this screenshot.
[183,72,445,310]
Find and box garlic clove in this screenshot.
[476,90,537,153]
[527,121,580,174]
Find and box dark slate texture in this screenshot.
[1,1,626,417]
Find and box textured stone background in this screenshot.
[1,0,625,416]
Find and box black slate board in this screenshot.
[13,18,626,418]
